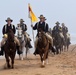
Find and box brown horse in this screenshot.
[37,31,49,67]
[4,29,16,69]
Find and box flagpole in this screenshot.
[30,18,35,44]
[28,3,38,49]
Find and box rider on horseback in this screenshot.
[53,21,64,39]
[0,17,21,56]
[61,23,71,44]
[16,19,32,48]
[31,15,54,55]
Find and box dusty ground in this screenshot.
[0,45,76,75]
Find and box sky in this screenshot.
[0,0,76,43]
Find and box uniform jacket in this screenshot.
[19,23,27,31]
[33,21,49,33]
[53,26,61,33]
[2,24,16,35]
[62,26,68,34]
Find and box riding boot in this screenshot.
[17,46,22,55]
[68,39,71,45]
[29,38,32,41]
[33,49,37,56]
[33,48,39,56]
[0,46,4,56]
[51,46,56,53]
[63,38,65,45]
[28,41,32,48]
[49,43,56,53]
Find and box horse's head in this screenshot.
[38,31,46,43]
[8,29,14,41]
[17,26,23,38]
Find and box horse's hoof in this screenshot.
[11,66,14,69]
[4,63,7,69]
[46,63,49,65]
[21,58,23,61]
[41,65,45,68]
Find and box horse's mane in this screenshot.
[38,31,48,48]
[7,29,14,42]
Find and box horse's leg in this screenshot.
[42,51,48,66]
[5,55,10,68]
[21,47,24,60]
[46,52,49,64]
[40,54,43,62]
[67,44,69,51]
[18,46,21,60]
[20,53,23,60]
[40,53,43,67]
[60,48,61,54]
[20,46,24,60]
[26,46,29,58]
[19,54,21,60]
[56,48,59,54]
[40,53,45,67]
[64,45,66,51]
[11,53,15,69]
[11,57,14,69]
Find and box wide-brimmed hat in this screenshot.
[6,17,13,22]
[20,19,25,22]
[38,15,45,19]
[55,21,60,25]
[62,23,65,26]
[44,17,47,20]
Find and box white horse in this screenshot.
[16,26,29,60]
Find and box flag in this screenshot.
[28,4,38,22]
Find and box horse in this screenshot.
[4,29,16,69]
[63,33,70,51]
[52,31,63,54]
[37,31,49,67]
[17,26,29,60]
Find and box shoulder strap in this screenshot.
[23,24,25,30]
[37,22,47,30]
[4,24,14,32]
[45,22,47,29]
[37,22,39,29]
[4,24,7,32]
[11,24,14,29]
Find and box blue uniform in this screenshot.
[33,22,48,33]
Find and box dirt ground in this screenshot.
[0,45,76,75]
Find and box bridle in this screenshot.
[38,32,48,49]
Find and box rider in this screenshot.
[61,23,68,36]
[31,15,54,55]
[0,17,21,56]
[53,21,64,39]
[61,23,71,44]
[17,19,32,48]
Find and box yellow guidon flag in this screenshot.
[28,4,38,22]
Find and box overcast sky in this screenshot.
[0,0,76,43]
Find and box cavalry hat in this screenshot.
[62,23,65,25]
[6,17,13,22]
[55,21,60,25]
[38,15,45,19]
[44,17,47,20]
[20,19,25,22]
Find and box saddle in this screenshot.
[3,34,8,38]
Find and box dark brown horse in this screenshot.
[37,31,49,67]
[52,31,63,54]
[63,33,70,51]
[4,29,16,69]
